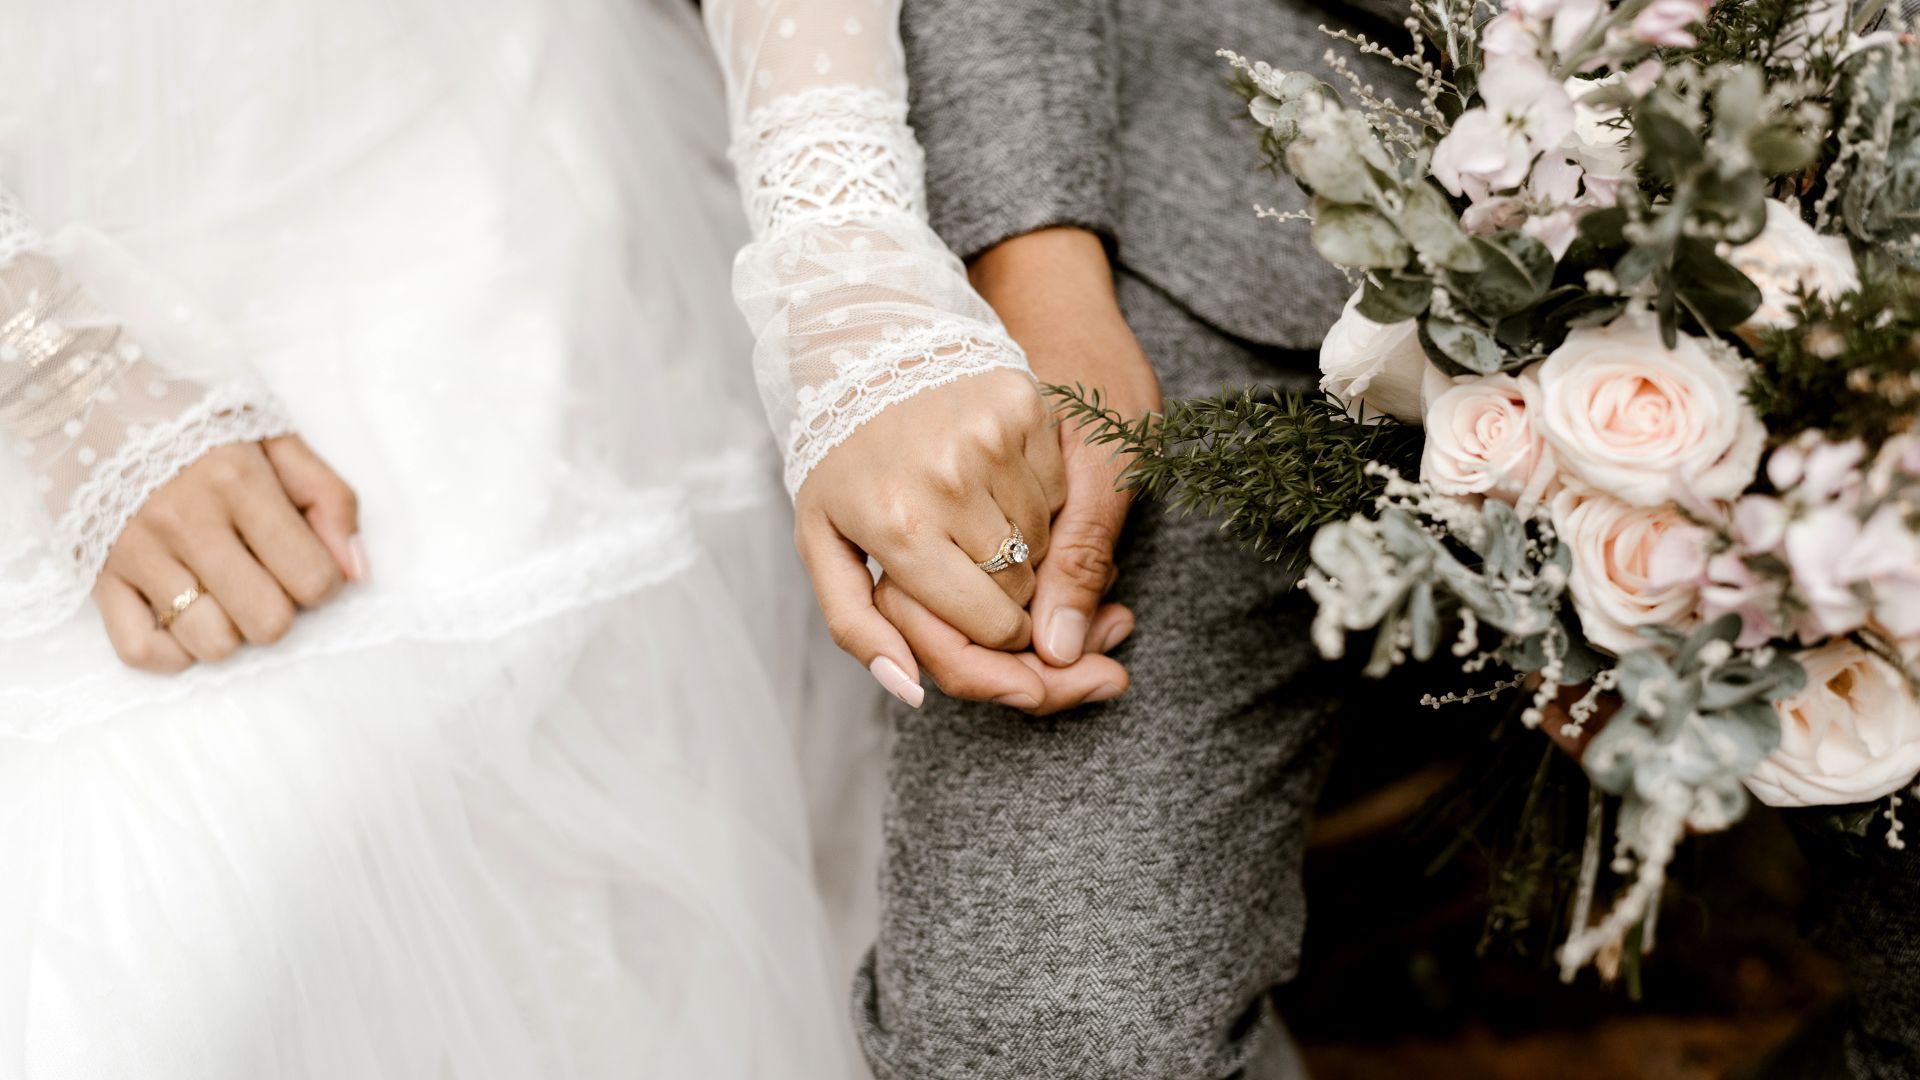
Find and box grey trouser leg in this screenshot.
[853,275,1339,1079]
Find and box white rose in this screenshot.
[1534,316,1765,505]
[1319,290,1450,425]
[1727,200,1860,332]
[1420,372,1557,508]
[1746,642,1920,807]
[1551,490,1703,655]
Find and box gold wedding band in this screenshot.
[156,584,205,630]
[975,520,1030,574]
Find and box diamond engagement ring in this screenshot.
[156,583,205,630]
[975,520,1030,574]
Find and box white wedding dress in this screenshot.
[0,0,887,1076]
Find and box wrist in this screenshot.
[969,228,1160,420]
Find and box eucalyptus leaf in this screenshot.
[1399,182,1483,272]
[1419,316,1507,375]
[1637,105,1706,185]
[1357,273,1432,322]
[1312,199,1410,268]
[1454,234,1553,319]
[1673,239,1762,330]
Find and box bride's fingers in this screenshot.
[1027,417,1069,514]
[876,577,1047,708]
[945,487,1038,609]
[990,466,1053,567]
[262,435,365,582]
[115,541,243,664]
[796,517,924,709]
[164,584,244,664]
[182,528,297,646]
[93,573,194,674]
[225,463,345,609]
[870,531,1032,652]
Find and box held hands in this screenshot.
[800,227,1161,714]
[96,435,364,673]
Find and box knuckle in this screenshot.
[1004,572,1037,609]
[329,482,360,522]
[203,627,242,660]
[106,522,157,566]
[253,601,297,645]
[960,415,1019,459]
[139,495,192,540]
[111,634,163,672]
[286,563,343,607]
[200,451,252,491]
[978,608,1027,652]
[1051,526,1120,589]
[921,454,971,499]
[875,500,924,548]
[823,612,864,656]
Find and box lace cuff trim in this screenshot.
[785,320,1030,495]
[1,385,294,637]
[732,85,927,238]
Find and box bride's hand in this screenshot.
[794,368,1067,706]
[94,435,364,673]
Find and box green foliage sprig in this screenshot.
[1045,383,1423,570]
[1748,267,1920,447]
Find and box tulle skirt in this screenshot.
[0,0,882,1075]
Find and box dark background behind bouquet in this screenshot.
[1283,683,1889,1079]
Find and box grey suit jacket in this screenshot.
[902,0,1410,353]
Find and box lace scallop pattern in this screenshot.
[783,320,1028,494]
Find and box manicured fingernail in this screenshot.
[1095,614,1136,655]
[347,535,371,583]
[869,657,924,709]
[994,693,1040,710]
[1045,609,1088,664]
[1088,683,1124,703]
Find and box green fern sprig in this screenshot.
[1046,383,1425,570]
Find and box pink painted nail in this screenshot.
[869,656,925,709]
[346,535,371,584]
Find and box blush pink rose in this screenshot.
[1552,489,1703,655]
[1534,317,1765,505]
[1420,372,1556,508]
[1747,642,1920,807]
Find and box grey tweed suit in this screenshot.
[849,3,1408,1078]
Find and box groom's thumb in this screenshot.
[1032,489,1126,667]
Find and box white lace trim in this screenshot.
[0,385,292,638]
[0,459,783,741]
[785,320,1031,495]
[732,84,926,238]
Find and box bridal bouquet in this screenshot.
[1066,0,1920,975]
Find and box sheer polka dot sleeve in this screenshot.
[703,0,1031,496]
[0,194,290,637]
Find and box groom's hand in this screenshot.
[969,228,1162,668]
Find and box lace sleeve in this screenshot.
[703,0,1031,496]
[0,194,291,638]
